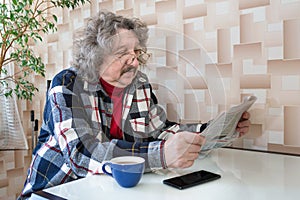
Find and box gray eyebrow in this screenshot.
[114,45,142,55]
[114,46,128,55]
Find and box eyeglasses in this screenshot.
[117,49,150,65]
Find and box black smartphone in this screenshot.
[163,170,221,190]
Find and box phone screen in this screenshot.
[163,170,221,190]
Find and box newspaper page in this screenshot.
[200,95,257,154]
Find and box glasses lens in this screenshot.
[134,49,142,56]
[137,51,150,64]
[117,49,150,65]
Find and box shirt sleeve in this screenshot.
[49,85,110,176]
[112,139,167,171]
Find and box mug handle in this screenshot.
[102,162,113,177]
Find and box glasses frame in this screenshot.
[116,48,151,66]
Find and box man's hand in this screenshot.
[164,131,205,169]
[236,111,251,137]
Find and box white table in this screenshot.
[31,148,300,200]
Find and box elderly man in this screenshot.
[19,10,251,199]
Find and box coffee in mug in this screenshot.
[102,156,145,188]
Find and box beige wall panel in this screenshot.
[203,38,217,52]
[166,36,179,66]
[47,33,59,43]
[240,15,266,45]
[116,8,134,17]
[99,0,113,11]
[265,31,283,47]
[3,152,14,164]
[211,13,239,31]
[183,23,203,49]
[204,90,218,109]
[156,80,184,104]
[183,4,207,19]
[217,28,231,64]
[124,0,133,10]
[155,0,176,13]
[0,179,8,188]
[265,0,280,23]
[166,103,179,122]
[268,66,300,107]
[268,59,300,75]
[7,168,24,178]
[280,1,300,20]
[245,124,263,139]
[204,1,239,31]
[179,48,203,68]
[278,91,300,105]
[47,45,58,65]
[200,101,212,121]
[156,67,178,80]
[240,13,253,44]
[0,160,4,173]
[215,63,232,77]
[247,107,265,125]
[232,138,244,148]
[206,64,227,105]
[45,63,57,80]
[253,134,268,147]
[265,116,283,131]
[184,93,201,120]
[141,14,157,25]
[284,19,300,59]
[268,143,300,154]
[57,24,73,51]
[89,0,99,16]
[239,0,270,9]
[268,76,282,104]
[183,77,207,90]
[284,106,300,146]
[240,74,271,89]
[14,151,24,168]
[69,7,82,20]
[234,42,262,59]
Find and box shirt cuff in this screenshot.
[147,140,167,171]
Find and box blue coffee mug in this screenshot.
[102,156,145,188]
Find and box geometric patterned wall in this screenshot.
[1,0,300,199]
[76,0,299,155]
[34,0,300,154]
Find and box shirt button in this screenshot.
[139,77,146,82]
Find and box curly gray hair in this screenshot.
[72,10,149,82]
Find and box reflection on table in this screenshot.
[31,148,300,200]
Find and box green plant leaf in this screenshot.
[12,0,18,5]
[53,15,58,22]
[1,0,91,100]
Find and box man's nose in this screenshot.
[126,55,139,67]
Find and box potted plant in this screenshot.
[0,0,90,100]
[0,0,89,149]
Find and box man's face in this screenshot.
[100,29,141,88]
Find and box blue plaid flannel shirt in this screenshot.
[19,67,206,198]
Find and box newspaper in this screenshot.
[200,95,257,153]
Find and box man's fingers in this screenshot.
[238,119,250,128]
[189,143,202,153]
[183,132,205,145]
[242,111,250,120]
[164,131,206,169]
